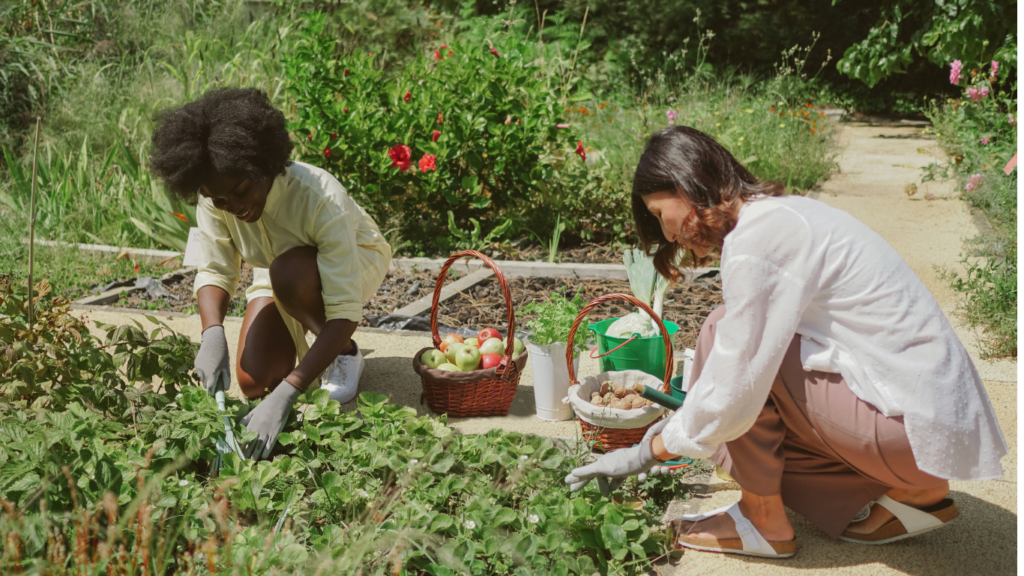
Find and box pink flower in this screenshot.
[418,154,436,172]
[966,174,984,192]
[950,60,963,85]
[981,135,991,145]
[665,109,678,124]
[504,116,512,125]
[556,124,570,129]
[1009,113,1015,126]
[389,145,412,171]
[432,130,440,142]
[575,140,586,162]
[967,88,980,102]
[404,91,411,102]
[490,46,500,58]
[991,61,999,74]
[979,86,989,99]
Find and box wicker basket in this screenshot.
[412,250,527,417]
[565,293,675,451]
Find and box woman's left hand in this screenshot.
[565,436,660,496]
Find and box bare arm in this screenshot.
[198,285,231,331]
[283,318,356,392]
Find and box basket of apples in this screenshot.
[412,250,528,417]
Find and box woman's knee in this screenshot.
[269,246,321,305]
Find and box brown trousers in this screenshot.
[695,306,946,539]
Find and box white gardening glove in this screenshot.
[194,325,231,396]
[565,433,660,496]
[638,418,671,482]
[240,382,301,461]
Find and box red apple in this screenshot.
[480,353,502,370]
[478,328,501,342]
[439,333,464,353]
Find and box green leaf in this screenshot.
[600,523,627,549]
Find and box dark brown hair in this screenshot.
[631,125,785,280]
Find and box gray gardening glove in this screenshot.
[240,382,301,461]
[638,418,671,482]
[565,434,660,496]
[194,325,230,396]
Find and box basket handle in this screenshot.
[430,250,518,377]
[565,293,674,394]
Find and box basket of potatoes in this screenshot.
[564,293,674,452]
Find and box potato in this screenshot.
[612,385,628,398]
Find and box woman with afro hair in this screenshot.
[149,88,391,461]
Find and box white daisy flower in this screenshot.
[179,479,189,487]
[528,514,540,524]
[464,520,476,530]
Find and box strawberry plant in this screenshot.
[0,275,699,574]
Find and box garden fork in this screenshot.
[211,373,243,476]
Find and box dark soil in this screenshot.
[114,267,722,351]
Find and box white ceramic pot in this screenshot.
[527,340,580,421]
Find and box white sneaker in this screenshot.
[320,341,364,403]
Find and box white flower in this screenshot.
[179,479,189,487]
[409,459,419,465]
[358,490,369,498]
[519,455,528,461]
[464,520,476,530]
[528,514,540,524]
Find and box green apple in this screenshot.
[479,337,504,356]
[455,346,482,371]
[464,337,480,348]
[446,342,467,364]
[505,336,525,357]
[420,349,447,369]
[437,363,460,371]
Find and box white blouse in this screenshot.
[661,196,1007,481]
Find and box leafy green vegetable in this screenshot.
[519,291,590,357]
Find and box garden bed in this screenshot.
[112,266,722,351]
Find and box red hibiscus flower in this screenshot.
[437,113,443,124]
[404,91,411,102]
[576,140,586,162]
[324,147,332,158]
[490,46,500,58]
[432,130,441,142]
[389,145,412,171]
[419,154,436,172]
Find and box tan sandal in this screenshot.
[840,495,959,545]
[669,502,797,558]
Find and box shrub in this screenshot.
[285,11,577,254]
[923,57,1017,357]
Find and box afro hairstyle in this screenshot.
[149,87,292,203]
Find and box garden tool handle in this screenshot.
[429,250,518,378]
[565,293,674,394]
[629,383,683,410]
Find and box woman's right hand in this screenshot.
[194,325,231,395]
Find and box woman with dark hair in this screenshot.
[565,126,1006,557]
[149,87,391,461]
